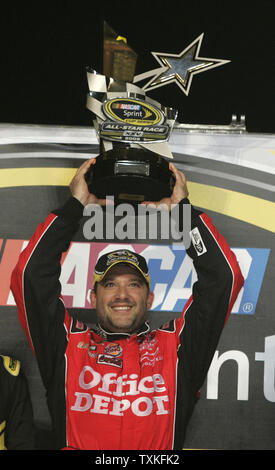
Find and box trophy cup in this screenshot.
[85,23,230,204]
[85,22,178,205]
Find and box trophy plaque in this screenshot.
[85,146,175,204]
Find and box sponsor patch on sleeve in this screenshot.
[158,320,176,332]
[71,318,88,333]
[190,227,207,256]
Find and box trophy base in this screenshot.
[85,148,175,205]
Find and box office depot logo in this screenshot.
[71,367,170,417]
[0,239,270,315]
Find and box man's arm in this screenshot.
[10,197,84,386]
[144,163,244,391]
[176,201,244,390]
[10,159,104,386]
[169,197,243,451]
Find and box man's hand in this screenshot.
[141,163,189,210]
[69,158,112,207]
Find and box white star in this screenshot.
[133,33,230,96]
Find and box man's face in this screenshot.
[90,264,154,334]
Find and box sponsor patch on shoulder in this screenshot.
[190,227,207,256]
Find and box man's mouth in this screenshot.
[111,305,133,312]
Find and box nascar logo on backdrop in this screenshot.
[1,240,269,316]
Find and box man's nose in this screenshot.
[115,285,129,300]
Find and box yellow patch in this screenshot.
[1,355,20,376]
[0,421,6,450]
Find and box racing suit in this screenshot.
[0,355,35,450]
[11,197,244,450]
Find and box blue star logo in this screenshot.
[134,34,230,96]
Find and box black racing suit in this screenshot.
[11,197,244,449]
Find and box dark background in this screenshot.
[0,0,274,133]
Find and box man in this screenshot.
[11,159,244,450]
[0,355,35,450]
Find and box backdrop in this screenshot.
[0,125,274,450]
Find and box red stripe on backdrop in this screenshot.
[0,239,25,305]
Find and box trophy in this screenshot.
[84,23,230,205]
[85,22,177,205]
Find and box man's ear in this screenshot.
[147,291,154,311]
[90,289,97,308]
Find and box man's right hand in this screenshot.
[69,158,112,207]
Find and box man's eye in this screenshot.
[104,282,115,288]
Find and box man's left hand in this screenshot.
[141,163,189,210]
